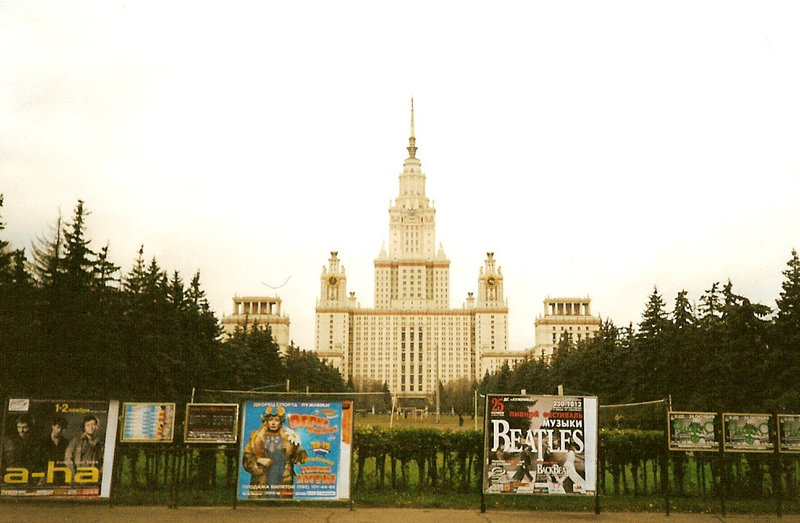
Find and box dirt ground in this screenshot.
[0,504,796,523]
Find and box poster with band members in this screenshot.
[1,399,119,498]
[237,400,352,500]
[722,413,774,453]
[668,411,719,451]
[184,403,239,444]
[483,394,598,496]
[778,414,800,453]
[120,403,175,443]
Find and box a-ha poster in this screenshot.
[237,400,352,500]
[483,394,598,496]
[1,398,119,499]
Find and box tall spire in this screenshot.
[407,97,417,158]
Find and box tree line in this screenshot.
[0,197,345,401]
[480,249,800,416]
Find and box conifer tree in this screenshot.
[0,194,11,280]
[123,245,147,294]
[61,200,95,290]
[667,290,696,406]
[776,249,800,333]
[93,243,120,289]
[768,249,800,408]
[634,287,670,400]
[30,213,63,287]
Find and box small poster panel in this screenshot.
[184,403,239,444]
[483,394,598,496]
[722,413,773,453]
[778,414,800,453]
[1,399,119,498]
[120,403,176,443]
[237,400,352,500]
[668,411,719,451]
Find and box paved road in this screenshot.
[0,505,796,523]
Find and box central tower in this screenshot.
[374,99,450,311]
[315,100,515,396]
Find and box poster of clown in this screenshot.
[483,394,598,496]
[237,400,352,500]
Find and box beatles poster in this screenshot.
[120,403,176,443]
[778,414,800,453]
[184,403,239,444]
[237,400,352,500]
[668,411,719,451]
[483,394,597,496]
[722,413,774,453]
[1,398,119,498]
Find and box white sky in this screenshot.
[2,1,799,352]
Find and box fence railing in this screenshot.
[109,428,800,503]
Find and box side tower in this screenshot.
[474,252,510,377]
[221,296,291,354]
[315,251,351,374]
[534,297,601,358]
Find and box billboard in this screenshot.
[722,413,774,453]
[778,414,800,453]
[483,394,597,496]
[120,403,176,443]
[668,411,719,451]
[237,400,352,500]
[1,399,119,498]
[184,403,239,444]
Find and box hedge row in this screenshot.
[352,426,483,491]
[352,427,667,492]
[112,428,800,499]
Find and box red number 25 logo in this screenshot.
[490,397,504,412]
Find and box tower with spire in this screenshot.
[315,100,515,397]
[375,98,450,311]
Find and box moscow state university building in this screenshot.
[315,103,515,397]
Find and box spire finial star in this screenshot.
[407,97,417,158]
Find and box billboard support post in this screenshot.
[349,399,355,511]
[169,441,179,509]
[772,411,782,518]
[661,398,669,516]
[480,393,487,514]
[718,411,726,517]
[594,396,600,515]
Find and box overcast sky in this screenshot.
[2,1,799,352]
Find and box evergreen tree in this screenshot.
[634,287,670,400]
[123,245,147,294]
[698,282,722,319]
[61,200,96,290]
[718,280,771,410]
[667,290,697,407]
[768,249,800,409]
[672,290,695,329]
[0,197,27,284]
[776,249,800,333]
[93,243,120,289]
[30,213,63,287]
[495,361,512,394]
[0,194,11,280]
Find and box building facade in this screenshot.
[533,297,601,358]
[221,296,291,354]
[314,103,520,397]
